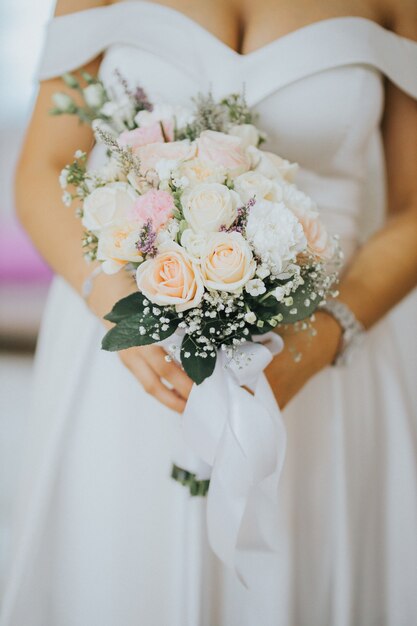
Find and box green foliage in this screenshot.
[180,334,217,385]
[171,464,210,496]
[220,92,254,125]
[102,293,178,351]
[252,273,321,329]
[103,292,145,323]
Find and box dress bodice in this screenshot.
[38,1,417,262]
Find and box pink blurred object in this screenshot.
[0,217,52,284]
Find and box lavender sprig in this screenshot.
[93,125,142,176]
[221,196,256,235]
[137,219,158,257]
[114,69,153,112]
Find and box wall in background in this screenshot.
[0,0,55,348]
[0,0,54,594]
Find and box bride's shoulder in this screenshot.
[53,0,109,17]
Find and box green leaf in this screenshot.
[101,312,176,351]
[180,335,217,385]
[253,274,321,326]
[103,293,145,323]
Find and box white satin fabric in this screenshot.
[2,3,417,625]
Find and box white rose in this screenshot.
[201,231,256,292]
[234,171,282,204]
[97,223,143,274]
[82,182,137,232]
[229,124,260,149]
[177,158,226,185]
[181,183,239,233]
[180,228,208,259]
[248,147,299,182]
[83,83,106,108]
[246,200,306,274]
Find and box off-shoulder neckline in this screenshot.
[104,1,406,59]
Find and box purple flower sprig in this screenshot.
[137,219,158,258]
[114,69,153,112]
[221,196,256,235]
[134,86,153,112]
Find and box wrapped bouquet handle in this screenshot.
[163,331,286,583]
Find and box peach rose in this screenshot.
[201,232,256,292]
[118,121,174,150]
[280,182,335,261]
[136,243,204,312]
[196,130,251,176]
[295,209,335,260]
[135,140,196,175]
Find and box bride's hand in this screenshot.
[119,344,193,414]
[265,312,342,409]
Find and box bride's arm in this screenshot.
[15,0,192,412]
[266,4,417,407]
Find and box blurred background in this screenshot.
[0,0,54,592]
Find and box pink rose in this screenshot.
[135,140,196,175]
[131,189,174,230]
[118,121,174,150]
[196,130,251,176]
[136,243,204,312]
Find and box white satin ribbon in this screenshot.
[162,331,286,583]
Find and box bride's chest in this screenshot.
[99,43,384,173]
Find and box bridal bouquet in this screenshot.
[54,71,339,384]
[53,72,340,575]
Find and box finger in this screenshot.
[135,359,186,414]
[147,347,193,400]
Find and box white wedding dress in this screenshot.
[2,3,417,625]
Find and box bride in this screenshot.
[1,0,417,624]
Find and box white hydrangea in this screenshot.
[278,179,318,215]
[180,228,208,258]
[246,200,307,275]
